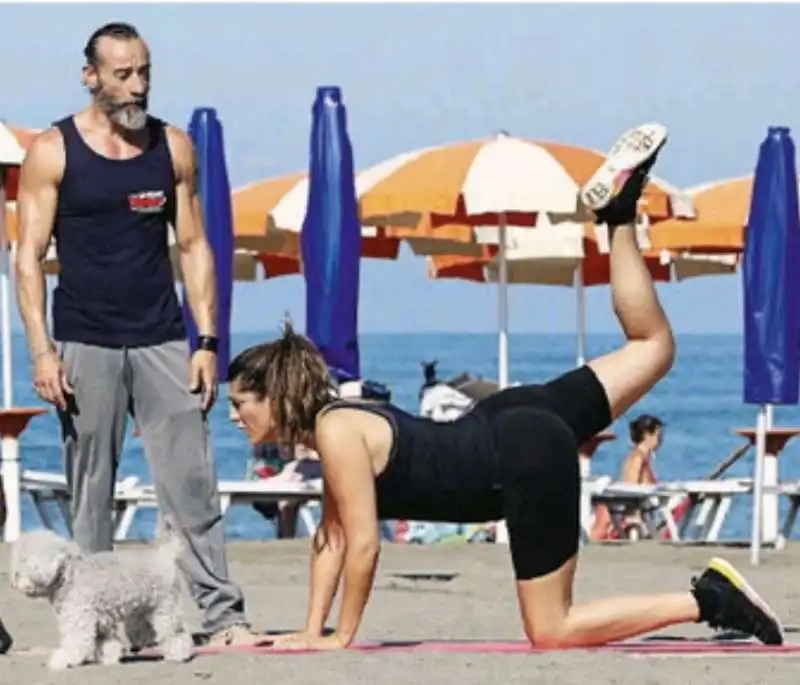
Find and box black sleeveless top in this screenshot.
[51,115,185,348]
[323,400,504,523]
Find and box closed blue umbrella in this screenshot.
[743,126,800,565]
[301,86,362,384]
[181,107,234,381]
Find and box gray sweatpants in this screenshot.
[58,339,247,633]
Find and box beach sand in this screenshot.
[1,539,799,684]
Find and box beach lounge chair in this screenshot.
[20,469,141,537]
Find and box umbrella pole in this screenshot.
[495,213,510,545]
[497,213,509,389]
[750,404,767,566]
[574,266,586,367]
[0,176,11,409]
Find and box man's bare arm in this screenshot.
[15,129,63,359]
[166,126,217,336]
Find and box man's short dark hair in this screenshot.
[83,22,141,67]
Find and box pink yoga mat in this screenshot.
[185,639,800,657]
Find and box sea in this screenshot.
[6,331,800,543]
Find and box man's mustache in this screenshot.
[111,99,147,111]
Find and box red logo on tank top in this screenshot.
[128,190,166,214]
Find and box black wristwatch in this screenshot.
[197,335,219,354]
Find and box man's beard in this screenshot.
[94,85,149,132]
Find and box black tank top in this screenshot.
[51,115,185,347]
[323,400,505,523]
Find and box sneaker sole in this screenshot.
[707,557,785,644]
[580,123,669,212]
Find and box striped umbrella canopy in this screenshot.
[430,223,738,366]
[235,133,691,253]
[356,131,691,233]
[646,176,800,253]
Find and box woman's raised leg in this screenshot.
[512,124,783,650]
[583,123,675,420]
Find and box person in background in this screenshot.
[589,414,665,541]
[621,414,663,483]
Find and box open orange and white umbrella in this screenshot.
[354,131,693,387]
[646,175,800,253]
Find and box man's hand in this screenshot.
[190,349,218,411]
[33,350,73,411]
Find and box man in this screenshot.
[15,22,266,647]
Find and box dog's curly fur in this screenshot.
[9,527,193,670]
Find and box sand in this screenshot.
[1,539,799,684]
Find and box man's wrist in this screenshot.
[196,335,218,354]
[31,341,56,362]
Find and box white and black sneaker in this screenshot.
[580,123,668,227]
[690,557,784,646]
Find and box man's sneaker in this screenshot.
[580,123,668,226]
[690,557,784,646]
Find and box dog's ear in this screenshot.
[58,539,83,562]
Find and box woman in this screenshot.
[228,123,783,651]
[590,414,664,540]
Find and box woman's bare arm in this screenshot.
[315,412,381,647]
[303,489,346,635]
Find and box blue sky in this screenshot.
[2,3,798,334]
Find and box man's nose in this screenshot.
[129,77,147,99]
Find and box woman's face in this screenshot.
[647,427,664,451]
[228,379,277,444]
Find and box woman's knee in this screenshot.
[589,334,675,421]
[515,557,577,649]
[524,622,572,649]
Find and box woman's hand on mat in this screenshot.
[271,634,346,651]
[190,349,218,411]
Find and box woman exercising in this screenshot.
[228,123,783,651]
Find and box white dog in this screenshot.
[9,527,193,670]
